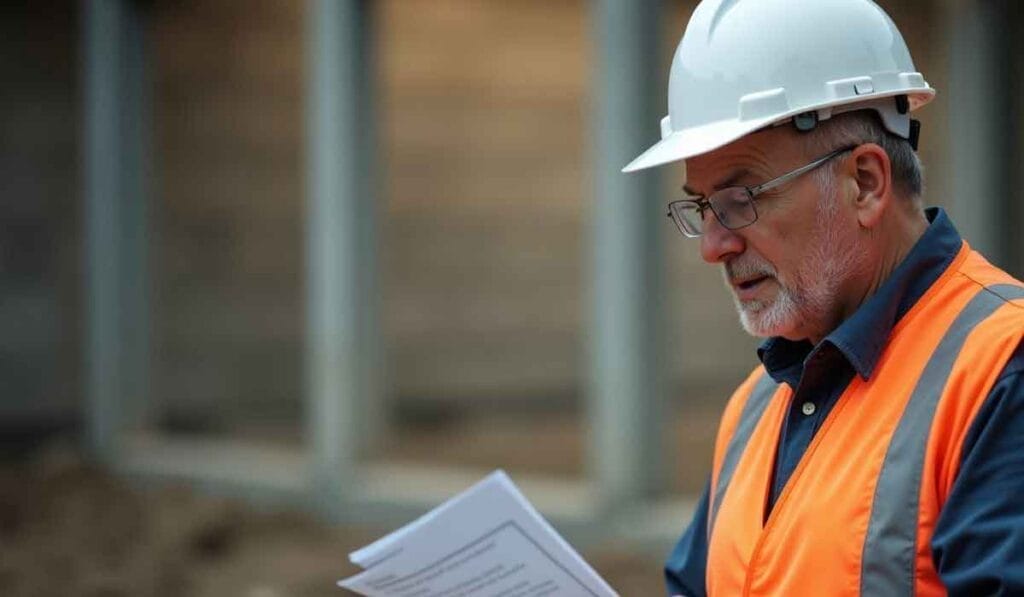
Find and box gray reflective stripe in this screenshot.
[861,283,1024,596]
[708,371,780,537]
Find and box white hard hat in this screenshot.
[622,0,935,173]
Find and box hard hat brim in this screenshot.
[622,89,936,173]
[621,117,774,173]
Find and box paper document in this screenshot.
[338,470,618,597]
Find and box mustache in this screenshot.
[724,257,776,283]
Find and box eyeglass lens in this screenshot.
[711,187,756,230]
[670,187,757,236]
[669,202,702,236]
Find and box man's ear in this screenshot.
[847,143,892,229]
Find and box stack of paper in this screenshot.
[338,470,619,596]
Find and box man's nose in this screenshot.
[700,215,745,264]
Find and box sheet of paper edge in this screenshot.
[348,469,512,568]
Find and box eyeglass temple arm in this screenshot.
[748,146,854,196]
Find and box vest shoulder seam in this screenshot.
[956,272,1024,311]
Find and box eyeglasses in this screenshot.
[666,145,857,238]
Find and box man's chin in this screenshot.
[737,301,798,339]
[739,314,777,338]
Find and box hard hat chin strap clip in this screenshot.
[793,111,819,132]
[790,96,922,151]
[896,94,910,115]
[897,94,922,151]
[909,119,921,151]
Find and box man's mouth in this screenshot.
[731,274,773,301]
[735,275,769,291]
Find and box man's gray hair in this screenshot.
[805,110,924,203]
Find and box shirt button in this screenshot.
[801,401,816,416]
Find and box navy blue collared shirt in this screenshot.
[665,208,1024,596]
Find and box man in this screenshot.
[623,1,1024,595]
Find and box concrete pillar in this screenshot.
[947,0,1014,266]
[589,0,665,514]
[82,0,151,462]
[304,0,379,520]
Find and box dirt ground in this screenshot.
[0,440,673,597]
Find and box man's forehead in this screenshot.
[683,146,771,194]
[683,127,799,192]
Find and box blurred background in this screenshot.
[2,0,1022,595]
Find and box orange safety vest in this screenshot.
[705,242,1024,596]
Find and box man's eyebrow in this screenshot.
[683,168,751,196]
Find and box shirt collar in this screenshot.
[758,207,962,384]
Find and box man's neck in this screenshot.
[809,205,930,346]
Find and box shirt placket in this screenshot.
[768,346,853,514]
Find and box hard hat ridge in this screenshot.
[704,0,744,39]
